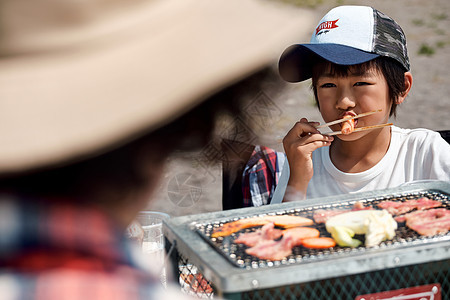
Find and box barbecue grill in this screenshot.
[163,181,450,299]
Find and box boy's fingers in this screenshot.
[289,136,333,155]
[283,133,333,158]
[286,120,321,140]
[301,134,333,145]
[290,133,333,147]
[300,140,333,153]
[298,118,320,128]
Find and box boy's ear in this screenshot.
[397,72,413,104]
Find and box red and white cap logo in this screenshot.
[315,19,339,36]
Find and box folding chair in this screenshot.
[221,139,255,210]
[438,130,450,144]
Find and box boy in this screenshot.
[278,6,450,201]
[0,0,311,298]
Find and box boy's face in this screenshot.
[315,64,391,141]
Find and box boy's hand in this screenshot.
[282,118,333,198]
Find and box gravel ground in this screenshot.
[147,0,450,217]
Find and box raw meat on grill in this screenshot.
[282,227,320,246]
[244,227,331,260]
[211,215,313,238]
[395,208,450,236]
[245,236,294,261]
[236,224,322,258]
[394,214,409,223]
[377,197,442,216]
[234,222,283,247]
[313,202,373,224]
[313,209,348,224]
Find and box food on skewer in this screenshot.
[377,197,442,216]
[211,215,313,238]
[317,109,391,136]
[394,208,450,236]
[326,122,393,136]
[341,115,355,135]
[315,109,381,129]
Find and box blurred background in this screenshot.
[147,0,450,217]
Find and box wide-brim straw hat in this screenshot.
[0,0,313,175]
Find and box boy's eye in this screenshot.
[320,83,336,88]
[354,82,370,86]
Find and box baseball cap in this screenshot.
[0,0,313,174]
[279,5,410,82]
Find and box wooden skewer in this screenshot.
[324,122,393,136]
[315,109,382,129]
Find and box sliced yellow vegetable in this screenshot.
[325,210,397,247]
[328,226,362,248]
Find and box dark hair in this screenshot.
[311,56,408,117]
[0,67,277,204]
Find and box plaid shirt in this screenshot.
[242,145,286,207]
[0,195,192,300]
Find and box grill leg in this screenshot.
[165,238,180,286]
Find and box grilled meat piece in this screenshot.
[395,208,450,236]
[245,236,294,261]
[234,222,283,247]
[282,227,320,247]
[341,115,355,135]
[378,197,442,216]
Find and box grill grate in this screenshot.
[195,190,450,269]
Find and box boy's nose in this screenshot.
[336,94,356,110]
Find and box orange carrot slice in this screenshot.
[301,237,336,249]
[211,215,313,238]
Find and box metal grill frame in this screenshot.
[163,181,450,295]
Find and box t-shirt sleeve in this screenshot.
[421,131,450,181]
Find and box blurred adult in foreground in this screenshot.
[0,0,312,298]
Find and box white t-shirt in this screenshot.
[306,126,450,199]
